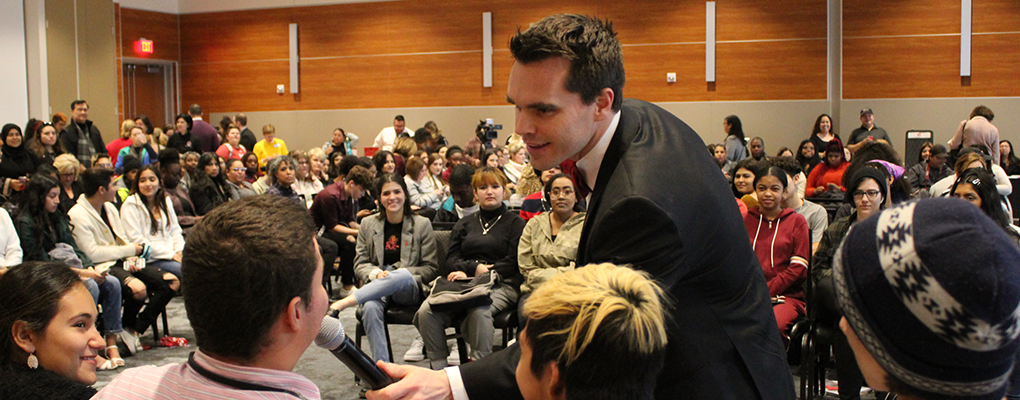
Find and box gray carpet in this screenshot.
[94,297,868,400]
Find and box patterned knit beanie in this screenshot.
[833,198,1020,400]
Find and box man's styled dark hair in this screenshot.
[188,104,203,116]
[182,195,318,362]
[234,113,247,126]
[336,155,362,177]
[81,167,115,197]
[770,156,802,177]
[971,105,994,121]
[70,100,87,110]
[509,14,625,111]
[159,148,181,168]
[394,115,405,122]
[345,166,374,189]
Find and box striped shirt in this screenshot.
[94,350,321,400]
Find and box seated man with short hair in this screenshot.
[95,195,329,399]
[834,198,1020,400]
[517,263,667,400]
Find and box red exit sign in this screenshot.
[135,38,154,54]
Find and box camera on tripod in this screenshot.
[479,118,502,141]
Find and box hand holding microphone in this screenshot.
[315,316,395,390]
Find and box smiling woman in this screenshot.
[0,261,104,399]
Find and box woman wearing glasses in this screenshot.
[224,159,256,199]
[811,167,890,400]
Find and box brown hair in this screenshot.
[405,156,426,180]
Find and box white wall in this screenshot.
[1,0,30,126]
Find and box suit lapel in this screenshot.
[577,105,635,265]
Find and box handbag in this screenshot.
[426,270,498,312]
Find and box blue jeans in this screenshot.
[84,276,123,335]
[356,268,421,362]
[148,259,182,280]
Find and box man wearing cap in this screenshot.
[833,198,1020,400]
[905,144,952,192]
[847,108,891,153]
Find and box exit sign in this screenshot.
[135,38,154,54]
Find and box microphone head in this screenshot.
[315,316,347,351]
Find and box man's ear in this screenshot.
[282,296,303,333]
[545,361,566,400]
[12,320,37,354]
[593,88,615,121]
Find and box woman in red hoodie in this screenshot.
[744,166,810,346]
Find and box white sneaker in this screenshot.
[403,337,425,362]
[447,343,461,366]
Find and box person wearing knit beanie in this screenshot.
[834,198,1020,400]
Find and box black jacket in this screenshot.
[60,120,107,162]
[239,127,257,154]
[460,99,795,400]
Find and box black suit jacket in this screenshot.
[460,99,794,400]
[239,127,257,154]
[60,121,107,161]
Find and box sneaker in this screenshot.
[403,337,425,362]
[448,343,461,366]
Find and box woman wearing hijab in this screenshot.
[1,124,38,198]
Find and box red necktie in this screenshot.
[561,160,591,199]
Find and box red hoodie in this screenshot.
[743,207,810,299]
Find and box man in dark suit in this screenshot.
[60,100,108,167]
[368,14,795,400]
[235,113,257,153]
[188,104,220,153]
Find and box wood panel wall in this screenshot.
[161,0,828,114]
[843,0,1020,99]
[117,6,181,125]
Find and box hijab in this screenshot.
[0,123,36,179]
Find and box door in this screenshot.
[122,61,179,132]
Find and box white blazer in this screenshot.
[0,208,22,267]
[120,194,185,260]
[68,195,136,263]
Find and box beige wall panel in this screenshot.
[46,0,79,119]
[79,0,119,140]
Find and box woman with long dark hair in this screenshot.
[0,262,105,398]
[808,114,840,158]
[189,153,230,215]
[327,174,438,362]
[796,139,820,176]
[28,123,64,166]
[723,115,747,163]
[952,167,1020,244]
[1000,140,1020,176]
[12,174,124,371]
[120,165,185,279]
[805,138,849,198]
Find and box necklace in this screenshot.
[479,213,503,235]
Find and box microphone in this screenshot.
[315,316,395,390]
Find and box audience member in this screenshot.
[374,150,398,177]
[223,158,256,199]
[416,167,525,368]
[241,152,260,183]
[775,147,794,158]
[234,113,257,153]
[216,116,232,144]
[516,264,667,400]
[374,115,413,151]
[749,137,767,162]
[0,262,104,399]
[929,148,1012,199]
[115,125,153,173]
[13,173,124,370]
[216,124,247,161]
[264,155,300,204]
[806,138,849,198]
[120,165,185,280]
[1,123,37,197]
[328,127,358,159]
[1000,140,1020,176]
[69,168,177,351]
[441,146,466,182]
[913,142,932,169]
[310,165,374,295]
[405,156,445,215]
[92,154,113,170]
[393,137,416,175]
[841,141,916,206]
[106,120,135,167]
[253,124,288,168]
[772,156,827,253]
[189,153,230,215]
[0,208,22,274]
[709,144,735,181]
[808,114,840,159]
[328,174,439,362]
[307,147,330,186]
[951,167,1020,244]
[723,115,748,163]
[846,108,890,153]
[133,115,154,143]
[51,112,69,134]
[60,100,107,167]
[53,154,84,215]
[732,157,767,209]
[28,122,64,166]
[812,167,889,400]
[292,151,324,208]
[518,166,563,221]
[186,104,220,153]
[166,114,199,155]
[435,164,477,224]
[905,143,951,192]
[833,198,1020,400]
[743,166,809,345]
[96,195,328,399]
[950,105,1000,165]
[426,153,447,192]
[504,143,528,186]
[112,155,141,205]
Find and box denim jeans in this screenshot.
[148,259,182,280]
[84,276,123,335]
[356,268,421,362]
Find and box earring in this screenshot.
[27,353,38,369]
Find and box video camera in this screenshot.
[479,118,502,141]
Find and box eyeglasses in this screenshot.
[852,190,881,200]
[549,188,574,197]
[231,167,247,172]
